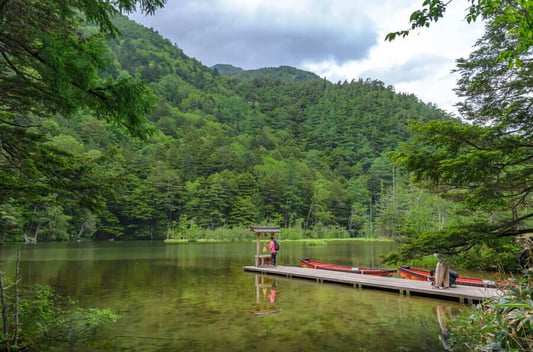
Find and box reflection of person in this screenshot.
[269,288,277,303]
[269,236,278,266]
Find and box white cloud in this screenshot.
[130,0,485,115]
[131,0,376,68]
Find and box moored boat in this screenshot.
[398,266,508,288]
[300,258,396,277]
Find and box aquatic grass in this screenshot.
[163,239,188,243]
[164,238,229,243]
[324,237,394,242]
[167,224,396,243]
[304,239,327,247]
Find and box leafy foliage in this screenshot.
[0,1,165,241]
[386,4,533,263]
[1,280,118,351]
[449,283,533,352]
[387,3,533,348]
[385,0,532,67]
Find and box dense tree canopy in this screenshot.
[0,1,166,211]
[0,0,165,131]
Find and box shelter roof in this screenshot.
[250,226,281,234]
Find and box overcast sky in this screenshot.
[130,0,485,115]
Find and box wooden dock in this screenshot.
[243,265,501,304]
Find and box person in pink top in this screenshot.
[269,236,278,266]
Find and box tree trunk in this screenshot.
[77,221,85,240]
[0,272,10,352]
[14,249,21,346]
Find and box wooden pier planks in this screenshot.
[243,265,501,304]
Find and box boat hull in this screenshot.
[398,266,505,288]
[300,258,396,277]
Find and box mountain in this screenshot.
[98,16,453,238]
[211,64,243,75]
[213,64,323,82]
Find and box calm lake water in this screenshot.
[0,240,462,352]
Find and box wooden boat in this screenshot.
[398,266,508,288]
[300,258,396,277]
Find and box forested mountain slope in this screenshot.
[213,64,322,82]
[1,15,452,241]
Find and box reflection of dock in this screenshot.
[243,265,500,304]
[252,274,280,316]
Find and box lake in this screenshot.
[0,240,462,351]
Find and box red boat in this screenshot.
[300,258,396,277]
[398,266,508,288]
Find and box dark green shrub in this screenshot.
[1,278,118,351]
[449,280,533,351]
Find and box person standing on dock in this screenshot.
[269,236,278,266]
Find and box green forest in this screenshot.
[1,1,531,350]
[1,15,455,243]
[1,2,531,273]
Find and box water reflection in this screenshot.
[0,241,463,351]
[435,305,455,351]
[252,274,280,316]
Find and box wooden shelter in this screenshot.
[250,226,280,267]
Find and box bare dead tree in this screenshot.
[0,271,10,352]
[13,249,20,347]
[0,248,22,351]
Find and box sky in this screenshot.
[130,0,485,115]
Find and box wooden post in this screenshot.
[256,233,260,267]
